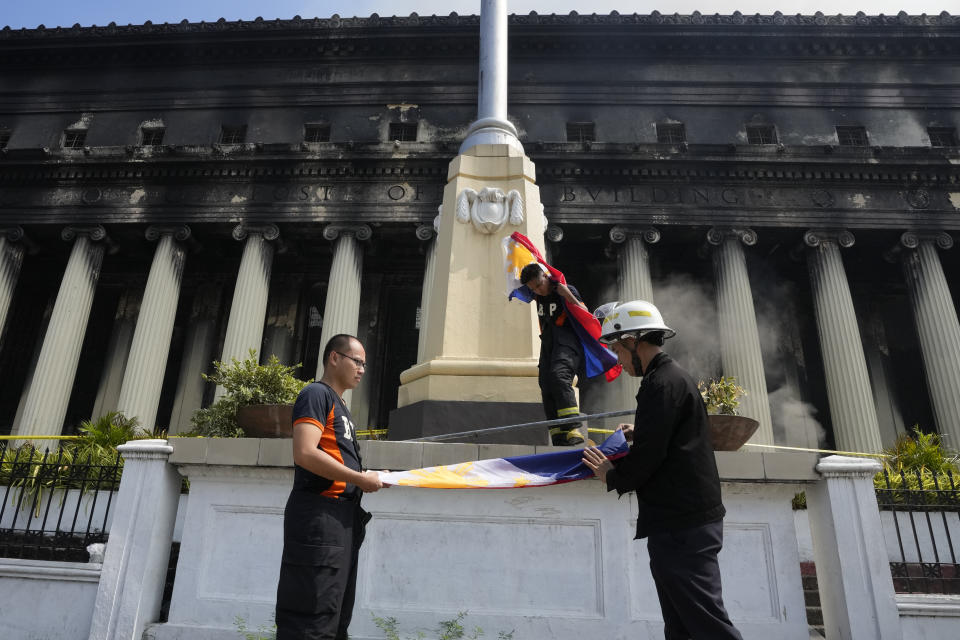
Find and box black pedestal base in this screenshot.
[388,400,549,445]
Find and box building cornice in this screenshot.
[1,13,958,68]
[2,12,958,39]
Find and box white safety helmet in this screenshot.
[598,300,676,344]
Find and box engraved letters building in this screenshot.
[1,12,959,453]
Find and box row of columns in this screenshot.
[594,225,960,452]
[2,221,959,449]
[1,223,371,436]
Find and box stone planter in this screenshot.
[235,404,294,438]
[707,414,759,451]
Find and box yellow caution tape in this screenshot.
[0,435,81,440]
[741,442,888,458]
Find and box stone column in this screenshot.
[707,227,773,445]
[168,283,223,434]
[893,231,960,449]
[115,226,190,432]
[317,224,370,377]
[803,230,882,453]
[416,221,438,364]
[0,227,25,341]
[16,226,107,436]
[609,226,660,413]
[544,224,563,263]
[88,439,180,640]
[91,288,142,419]
[216,224,279,399]
[806,456,902,639]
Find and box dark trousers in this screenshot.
[276,491,368,640]
[538,342,581,419]
[646,520,742,640]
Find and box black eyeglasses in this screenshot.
[335,351,366,368]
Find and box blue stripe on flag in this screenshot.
[505,429,628,483]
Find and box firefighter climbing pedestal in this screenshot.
[390,144,549,443]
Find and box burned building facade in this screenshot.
[1,11,959,452]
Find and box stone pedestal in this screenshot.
[88,439,180,640]
[0,227,25,341]
[896,232,960,449]
[16,227,106,436]
[215,224,278,400]
[116,227,189,431]
[392,144,546,439]
[804,230,882,453]
[806,456,902,639]
[708,227,773,445]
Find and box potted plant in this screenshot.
[190,349,311,438]
[698,376,759,451]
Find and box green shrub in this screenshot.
[190,349,311,438]
[0,411,150,513]
[874,426,960,506]
[698,376,745,416]
[372,611,514,640]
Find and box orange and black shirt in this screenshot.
[291,382,363,499]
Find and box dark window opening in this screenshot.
[140,126,165,146]
[0,129,9,149]
[836,126,868,146]
[388,122,418,142]
[566,122,595,143]
[746,125,778,145]
[928,127,958,147]
[304,123,331,143]
[656,123,686,144]
[63,129,87,149]
[219,125,247,145]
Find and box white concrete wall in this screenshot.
[898,595,960,640]
[0,558,99,640]
[147,441,819,640]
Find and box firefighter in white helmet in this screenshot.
[583,300,742,640]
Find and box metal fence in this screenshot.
[875,468,960,594]
[0,440,122,562]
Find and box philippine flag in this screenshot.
[378,430,629,489]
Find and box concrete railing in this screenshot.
[8,437,950,640]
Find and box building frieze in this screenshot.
[0,177,958,231]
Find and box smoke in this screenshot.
[768,386,826,449]
[654,273,721,383]
[750,261,825,448]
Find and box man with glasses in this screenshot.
[276,333,382,640]
[582,300,742,640]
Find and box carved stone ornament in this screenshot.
[455,187,524,234]
[322,223,372,242]
[810,189,835,208]
[707,227,757,247]
[905,188,931,210]
[232,223,280,242]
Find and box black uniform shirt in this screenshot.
[535,284,582,348]
[291,382,363,499]
[605,352,725,538]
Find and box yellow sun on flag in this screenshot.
[396,462,492,489]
